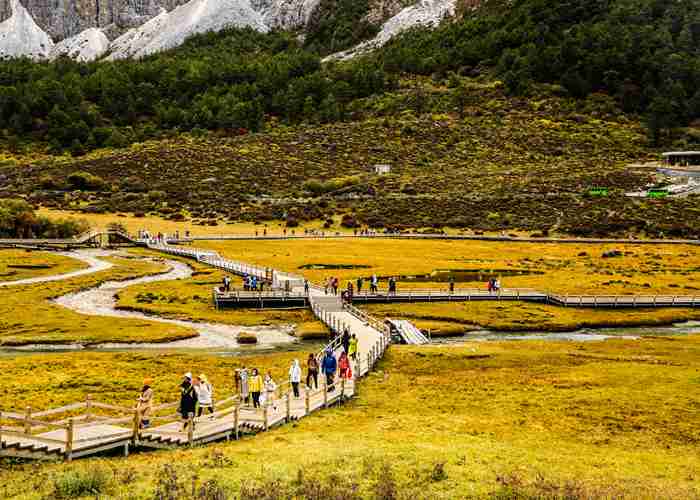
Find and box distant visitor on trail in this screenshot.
[307,353,319,390]
[289,360,302,398]
[179,372,197,431]
[136,378,154,429]
[249,368,263,409]
[194,374,214,417]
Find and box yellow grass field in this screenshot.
[0,254,195,346]
[0,250,87,282]
[1,338,698,498]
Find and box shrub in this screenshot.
[67,171,107,191]
[238,332,258,344]
[51,467,112,498]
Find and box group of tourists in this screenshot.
[243,274,262,291]
[325,274,386,298]
[487,278,501,293]
[137,342,361,431]
[137,229,190,243]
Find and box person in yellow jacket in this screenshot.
[348,334,358,361]
[249,368,263,408]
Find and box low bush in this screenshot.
[51,467,112,498]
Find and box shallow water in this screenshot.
[429,321,700,343]
[40,250,296,351]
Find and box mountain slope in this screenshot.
[0,0,52,59]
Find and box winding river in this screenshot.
[3,250,296,351]
[1,249,699,353]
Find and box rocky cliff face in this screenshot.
[0,0,189,41]
[0,0,461,61]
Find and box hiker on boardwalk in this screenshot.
[194,374,214,417]
[179,373,198,430]
[338,352,352,380]
[348,334,358,361]
[371,274,378,293]
[263,371,277,409]
[347,282,354,300]
[449,276,455,294]
[332,277,339,295]
[322,348,337,390]
[249,368,263,408]
[487,278,494,294]
[304,279,310,295]
[243,274,250,291]
[307,353,319,390]
[324,276,330,295]
[136,378,154,429]
[238,368,250,405]
[342,328,351,355]
[494,279,501,293]
[357,277,364,295]
[289,359,302,398]
[388,277,397,295]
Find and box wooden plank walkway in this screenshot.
[0,241,389,461]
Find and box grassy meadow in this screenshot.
[1,339,699,498]
[0,250,88,282]
[0,254,196,346]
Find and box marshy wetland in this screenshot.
[1,235,699,498]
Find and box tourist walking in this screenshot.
[449,276,455,294]
[371,274,378,293]
[249,368,263,408]
[332,277,339,295]
[304,280,310,295]
[179,373,197,430]
[325,276,330,295]
[238,368,250,405]
[136,378,154,429]
[357,277,363,294]
[348,334,358,361]
[194,374,214,417]
[263,371,277,409]
[289,360,302,398]
[342,328,351,355]
[338,352,352,380]
[322,348,337,391]
[306,353,319,390]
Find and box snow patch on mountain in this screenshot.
[326,0,457,61]
[51,28,110,62]
[108,0,268,60]
[0,0,53,60]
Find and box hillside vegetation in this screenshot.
[1,0,699,236]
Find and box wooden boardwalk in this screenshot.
[0,241,388,461]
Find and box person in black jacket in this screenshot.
[180,372,198,431]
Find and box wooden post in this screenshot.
[0,411,3,449]
[187,413,194,447]
[286,391,291,422]
[341,377,346,402]
[233,403,241,439]
[323,377,328,408]
[85,394,92,423]
[305,388,310,415]
[23,406,32,435]
[263,405,269,431]
[66,418,75,462]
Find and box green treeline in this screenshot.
[0,29,388,153]
[376,0,700,144]
[0,199,88,238]
[0,0,698,153]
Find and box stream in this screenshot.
[2,249,698,355]
[5,249,297,352]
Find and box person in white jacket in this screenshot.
[289,359,302,398]
[194,374,214,417]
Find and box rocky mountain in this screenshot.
[0,0,458,61]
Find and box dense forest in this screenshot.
[377,0,700,144]
[0,29,389,154]
[0,0,698,153]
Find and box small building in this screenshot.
[373,164,392,175]
[661,151,700,166]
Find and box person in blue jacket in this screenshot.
[321,348,337,391]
